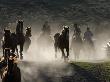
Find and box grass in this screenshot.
[69,62,110,82]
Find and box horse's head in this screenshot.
[61,26,69,38]
[63,26,69,30]
[25,27,32,37]
[4,29,11,36]
[18,20,23,24]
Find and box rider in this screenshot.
[42,21,51,35]
[83,27,93,42]
[73,23,81,38]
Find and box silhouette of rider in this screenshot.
[73,24,81,37]
[42,21,51,35]
[84,27,93,42]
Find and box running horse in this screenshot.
[54,26,69,60]
[16,20,25,59]
[24,27,32,52]
[71,33,83,60]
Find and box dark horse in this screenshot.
[2,29,11,59]
[71,34,83,60]
[54,26,69,60]
[16,20,25,59]
[0,57,21,82]
[24,27,32,53]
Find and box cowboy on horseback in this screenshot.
[73,23,81,38]
[83,27,93,43]
[42,21,51,35]
[71,24,82,60]
[83,27,95,57]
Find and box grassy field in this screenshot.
[68,62,110,82]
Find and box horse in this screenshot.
[24,27,32,53]
[1,29,12,59]
[83,38,95,58]
[16,21,25,59]
[0,57,21,82]
[10,33,18,57]
[54,26,69,60]
[71,34,83,60]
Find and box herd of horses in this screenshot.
[38,26,95,61]
[0,22,96,82]
[0,20,31,82]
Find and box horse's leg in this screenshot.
[16,46,19,58]
[77,48,80,60]
[2,45,5,57]
[61,49,65,60]
[54,44,57,58]
[66,48,69,58]
[20,44,24,59]
[74,50,77,61]
[74,47,80,61]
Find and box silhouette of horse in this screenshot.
[54,26,69,60]
[71,34,83,60]
[10,33,18,57]
[16,21,25,59]
[24,27,32,53]
[0,57,21,82]
[1,30,11,59]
